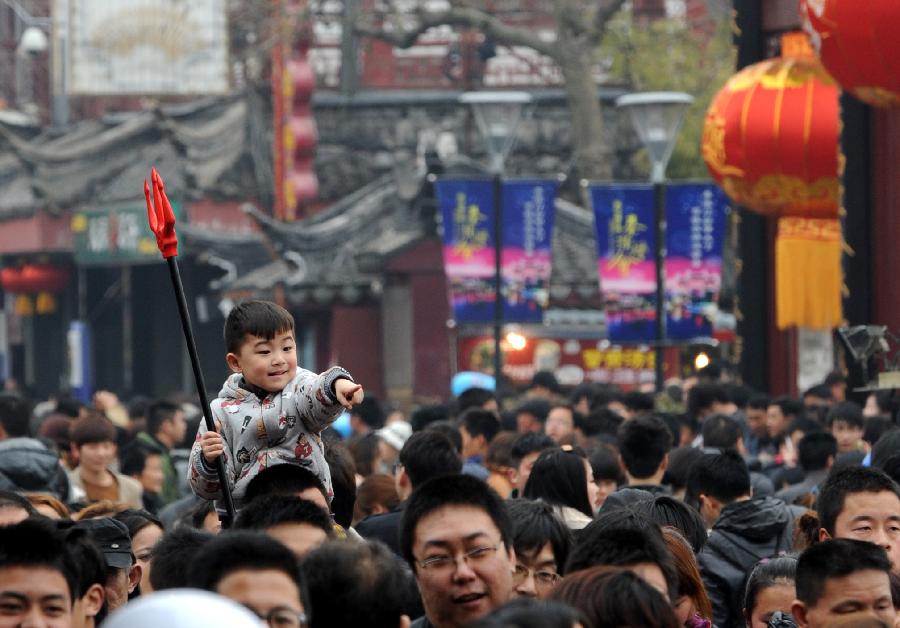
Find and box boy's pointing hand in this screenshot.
[335,380,364,410]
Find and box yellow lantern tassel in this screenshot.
[14,294,33,317]
[775,217,843,330]
[36,292,56,315]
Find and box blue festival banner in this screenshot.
[435,178,557,324]
[589,182,729,343]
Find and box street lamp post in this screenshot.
[460,91,532,391]
[616,91,693,392]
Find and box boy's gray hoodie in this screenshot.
[188,366,351,511]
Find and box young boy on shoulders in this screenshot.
[188,300,363,513]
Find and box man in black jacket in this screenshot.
[688,450,799,628]
[356,430,462,555]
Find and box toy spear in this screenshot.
[144,168,236,526]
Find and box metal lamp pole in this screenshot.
[616,92,693,392]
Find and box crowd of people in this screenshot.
[2,300,900,628]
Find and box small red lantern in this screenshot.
[18,264,69,293]
[801,0,900,108]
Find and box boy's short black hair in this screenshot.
[423,420,463,453]
[0,519,80,603]
[149,527,214,590]
[701,414,742,449]
[589,443,625,484]
[747,394,772,411]
[234,495,333,535]
[400,474,512,571]
[577,407,624,439]
[457,387,497,414]
[243,463,329,506]
[797,432,837,472]
[687,383,728,419]
[301,540,413,628]
[224,300,295,354]
[770,396,803,419]
[398,430,462,489]
[826,401,865,429]
[69,414,116,447]
[146,400,182,436]
[460,408,501,442]
[817,466,900,535]
[617,415,673,478]
[409,404,450,432]
[796,538,891,607]
[510,433,557,465]
[623,391,655,414]
[514,399,552,424]
[686,450,751,505]
[0,393,31,437]
[631,495,708,554]
[864,416,895,447]
[506,499,573,573]
[119,442,162,478]
[189,531,304,594]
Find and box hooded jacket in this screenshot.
[0,437,71,500]
[188,366,350,512]
[698,496,797,628]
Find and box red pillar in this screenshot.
[872,109,900,329]
[329,304,384,398]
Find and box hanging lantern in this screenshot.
[14,294,33,317]
[801,0,900,108]
[0,267,26,293]
[18,264,69,293]
[35,292,57,315]
[702,32,843,330]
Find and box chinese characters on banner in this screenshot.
[434,179,557,324]
[590,183,729,344]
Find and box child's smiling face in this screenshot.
[227,329,297,392]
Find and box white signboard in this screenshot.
[59,0,229,95]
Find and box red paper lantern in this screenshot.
[0,267,26,293]
[801,0,900,108]
[1,265,69,294]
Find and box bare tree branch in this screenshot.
[591,0,628,44]
[355,5,558,58]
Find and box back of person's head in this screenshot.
[686,450,751,506]
[0,518,79,603]
[872,430,900,469]
[617,414,673,478]
[624,391,655,415]
[817,466,900,535]
[826,401,865,429]
[113,508,163,542]
[865,417,896,449]
[551,567,680,628]
[354,473,401,523]
[797,432,837,472]
[506,498,573,572]
[771,396,804,420]
[589,443,625,485]
[423,420,463,453]
[469,598,586,628]
[725,383,753,409]
[486,431,518,470]
[224,300,294,354]
[302,540,412,628]
[664,446,704,493]
[804,384,832,402]
[243,463,328,506]
[577,407,624,440]
[632,495,708,554]
[510,432,556,465]
[795,538,891,607]
[661,526,713,621]
[461,407,501,443]
[530,371,561,396]
[701,413,742,449]
[69,413,116,447]
[515,398,552,424]
[353,397,386,431]
[234,495,332,535]
[149,526,214,590]
[145,400,181,437]
[0,393,30,437]
[570,382,598,409]
[409,404,450,432]
[457,387,497,414]
[743,555,797,624]
[324,437,356,528]
[523,449,593,518]
[399,430,462,488]
[189,530,303,593]
[400,474,511,570]
[687,383,728,419]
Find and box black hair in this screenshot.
[826,401,865,429]
[189,530,304,595]
[624,391,655,414]
[570,383,598,408]
[824,371,847,387]
[398,430,462,489]
[530,371,561,394]
[409,404,450,432]
[725,383,753,409]
[817,466,900,535]
[872,430,900,469]
[577,407,624,440]
[589,443,625,484]
[423,420,462,453]
[348,432,381,478]
[864,417,896,448]
[243,463,328,506]
[113,509,164,540]
[506,498,573,573]
[617,415,673,479]
[324,437,357,529]
[235,495,333,535]
[631,495,708,554]
[743,555,798,622]
[119,442,163,478]
[797,432,837,472]
[770,396,804,421]
[747,394,772,411]
[461,408,501,442]
[400,474,512,571]
[664,446,704,492]
[55,397,84,419]
[523,449,593,519]
[796,539,891,607]
[686,450,751,505]
[0,393,30,437]
[0,518,80,603]
[469,598,587,628]
[565,512,678,597]
[803,384,832,401]
[687,383,728,420]
[879,454,900,487]
[149,527,214,590]
[787,416,825,438]
[510,433,557,464]
[352,397,385,430]
[701,413,742,449]
[145,400,182,436]
[457,387,497,414]
[59,525,108,622]
[514,398,552,425]
[301,540,413,628]
[224,300,295,354]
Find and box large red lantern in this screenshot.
[801,0,900,108]
[0,264,70,315]
[702,33,843,330]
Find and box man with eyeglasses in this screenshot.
[505,499,572,599]
[189,531,309,628]
[401,474,516,628]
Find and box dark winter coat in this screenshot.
[0,437,70,499]
[698,496,798,628]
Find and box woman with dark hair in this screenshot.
[633,495,708,553]
[587,443,624,510]
[662,527,713,627]
[469,598,586,628]
[523,448,597,530]
[113,508,164,595]
[551,566,680,628]
[742,555,798,628]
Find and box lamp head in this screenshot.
[17,26,48,56]
[616,91,694,183]
[837,325,889,363]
